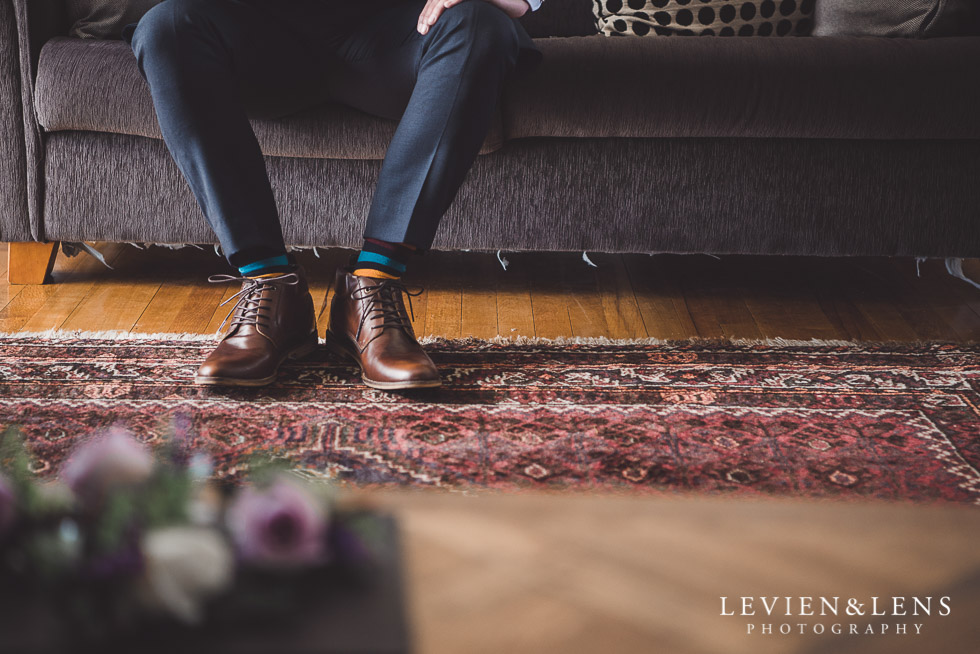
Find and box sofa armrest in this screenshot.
[0,0,30,241]
[3,0,69,242]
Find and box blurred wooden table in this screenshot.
[373,491,980,654]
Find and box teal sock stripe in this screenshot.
[239,255,289,275]
[356,250,407,273]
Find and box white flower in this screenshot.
[136,526,234,624]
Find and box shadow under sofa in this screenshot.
[3,0,980,284]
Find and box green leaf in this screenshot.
[137,467,191,529]
[93,493,136,555]
[0,426,34,484]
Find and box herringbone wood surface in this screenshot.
[381,492,980,654]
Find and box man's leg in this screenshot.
[130,0,339,269]
[323,0,522,389]
[330,0,522,255]
[129,0,337,385]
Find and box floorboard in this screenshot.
[495,252,535,339]
[623,254,698,340]
[526,252,574,339]
[673,255,764,340]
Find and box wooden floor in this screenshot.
[2,242,980,341]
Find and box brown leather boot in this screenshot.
[195,270,318,387]
[325,268,441,390]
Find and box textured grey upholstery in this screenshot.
[814,0,979,38]
[67,0,160,39]
[504,35,980,141]
[0,0,31,241]
[34,37,503,159]
[36,32,980,155]
[518,0,597,37]
[10,0,70,241]
[43,132,980,258]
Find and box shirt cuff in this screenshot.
[526,0,543,11]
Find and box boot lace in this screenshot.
[352,279,422,348]
[209,273,300,334]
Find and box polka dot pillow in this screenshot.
[594,0,816,37]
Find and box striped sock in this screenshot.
[237,254,291,277]
[353,238,414,279]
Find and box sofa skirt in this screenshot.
[39,130,980,258]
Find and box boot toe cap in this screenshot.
[195,347,277,385]
[366,352,441,388]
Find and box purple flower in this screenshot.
[226,477,328,568]
[0,475,15,536]
[61,428,155,505]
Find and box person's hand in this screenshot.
[417,0,530,35]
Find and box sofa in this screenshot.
[3,0,980,284]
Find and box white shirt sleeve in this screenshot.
[526,0,543,11]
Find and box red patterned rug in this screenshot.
[1,332,978,504]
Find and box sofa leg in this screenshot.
[7,242,59,285]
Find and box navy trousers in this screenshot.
[129,0,521,265]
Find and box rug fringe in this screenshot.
[0,329,221,342]
[0,328,885,348]
[418,334,863,348]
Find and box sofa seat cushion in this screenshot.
[36,33,980,150]
[34,37,503,159]
[503,35,980,141]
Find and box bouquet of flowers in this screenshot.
[0,427,382,646]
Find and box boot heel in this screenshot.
[287,332,319,360]
[323,330,358,363]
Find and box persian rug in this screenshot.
[1,332,978,505]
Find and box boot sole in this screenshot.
[323,330,442,390]
[193,332,319,387]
